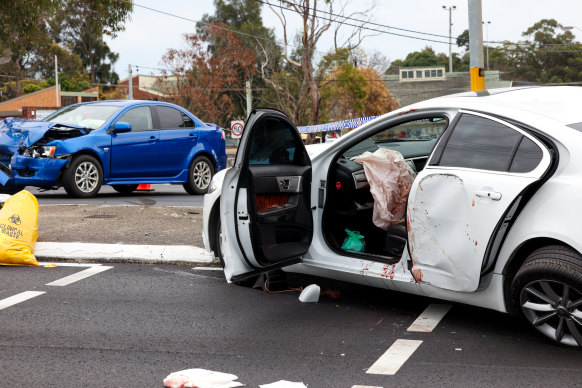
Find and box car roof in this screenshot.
[416,86,582,125]
[72,100,181,108]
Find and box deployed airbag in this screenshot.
[354,148,416,230]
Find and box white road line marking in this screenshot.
[366,339,423,375]
[407,303,452,333]
[46,266,113,286]
[0,291,46,311]
[38,262,103,267]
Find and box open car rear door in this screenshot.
[220,109,313,283]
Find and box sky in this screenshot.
[105,0,582,80]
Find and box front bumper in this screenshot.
[0,154,69,186]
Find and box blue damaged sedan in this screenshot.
[0,100,227,197]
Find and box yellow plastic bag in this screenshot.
[0,190,39,266]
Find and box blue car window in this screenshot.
[117,106,153,132]
[181,113,195,128]
[45,105,121,130]
[155,106,184,129]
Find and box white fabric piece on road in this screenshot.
[260,381,307,388]
[352,386,383,388]
[407,304,452,332]
[163,368,243,388]
[46,265,113,286]
[0,291,45,311]
[366,339,423,375]
[35,242,215,264]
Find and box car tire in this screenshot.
[510,245,582,348]
[212,212,225,268]
[62,155,103,198]
[183,156,214,195]
[112,184,139,195]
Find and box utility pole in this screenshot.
[442,5,456,73]
[245,80,252,119]
[468,0,485,91]
[483,20,491,70]
[55,55,59,106]
[128,64,133,100]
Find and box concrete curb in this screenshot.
[34,242,218,266]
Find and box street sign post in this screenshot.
[230,120,244,139]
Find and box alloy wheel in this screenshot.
[75,161,99,193]
[520,279,582,346]
[193,161,211,190]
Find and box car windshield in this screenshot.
[44,105,121,130]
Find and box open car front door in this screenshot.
[220,109,313,283]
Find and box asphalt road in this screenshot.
[28,184,204,207]
[1,263,581,387]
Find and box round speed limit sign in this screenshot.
[230,120,244,138]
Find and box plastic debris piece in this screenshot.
[341,229,365,252]
[44,263,57,268]
[259,381,307,388]
[298,284,320,303]
[163,368,243,388]
[455,348,462,351]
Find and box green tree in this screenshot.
[161,23,257,126]
[0,0,58,96]
[320,49,368,121]
[50,0,133,84]
[456,29,470,51]
[517,19,582,82]
[199,0,281,119]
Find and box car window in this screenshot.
[343,117,447,159]
[438,114,521,171]
[182,113,195,128]
[116,106,153,132]
[155,106,184,129]
[509,136,543,173]
[45,105,121,130]
[248,118,297,165]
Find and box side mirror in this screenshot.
[112,122,132,133]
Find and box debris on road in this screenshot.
[163,368,243,388]
[259,381,307,388]
[0,190,39,266]
[298,284,320,303]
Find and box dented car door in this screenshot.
[407,111,552,292]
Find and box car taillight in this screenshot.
[221,130,225,139]
[256,194,289,212]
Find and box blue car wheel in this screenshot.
[183,155,214,195]
[62,155,103,198]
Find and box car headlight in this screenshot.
[24,146,56,158]
[208,174,220,194]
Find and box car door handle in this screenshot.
[475,190,502,200]
[148,136,158,143]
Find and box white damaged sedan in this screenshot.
[203,86,582,348]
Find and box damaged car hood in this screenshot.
[0,117,87,155]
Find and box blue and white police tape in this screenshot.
[297,115,379,133]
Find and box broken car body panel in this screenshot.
[407,111,551,292]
